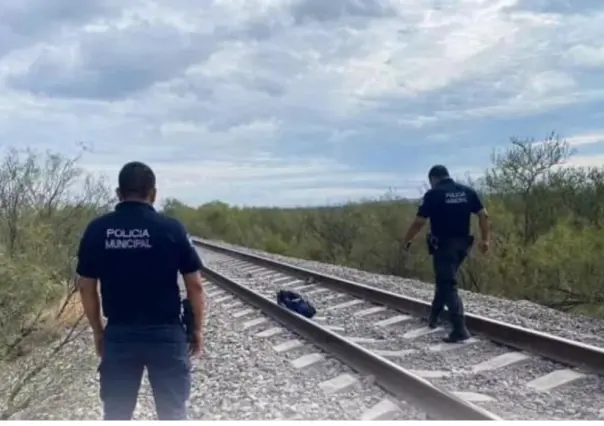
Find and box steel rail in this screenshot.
[200,263,500,420]
[194,238,604,375]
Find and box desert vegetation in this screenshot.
[0,146,113,419]
[165,133,604,318]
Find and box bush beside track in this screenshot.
[0,146,114,419]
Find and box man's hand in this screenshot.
[402,217,427,251]
[93,330,104,357]
[189,331,203,357]
[477,209,490,253]
[401,241,412,266]
[478,240,489,254]
[77,275,104,357]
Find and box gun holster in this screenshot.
[426,234,439,255]
[181,299,195,343]
[426,234,475,255]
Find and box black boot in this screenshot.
[443,315,470,343]
[442,330,471,343]
[427,314,439,329]
[427,306,443,329]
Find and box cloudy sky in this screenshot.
[0,0,603,207]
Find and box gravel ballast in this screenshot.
[198,243,604,420]
[3,280,425,420]
[202,240,604,348]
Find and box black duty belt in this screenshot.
[426,234,475,254]
[107,317,181,326]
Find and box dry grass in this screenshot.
[49,293,84,328]
[1,291,83,362]
[14,287,85,359]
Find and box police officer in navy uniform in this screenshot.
[76,161,206,420]
[402,165,490,343]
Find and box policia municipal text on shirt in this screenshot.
[402,165,490,343]
[76,161,206,420]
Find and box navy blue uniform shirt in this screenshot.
[417,178,483,239]
[76,201,202,325]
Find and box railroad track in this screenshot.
[197,248,497,420]
[194,238,604,420]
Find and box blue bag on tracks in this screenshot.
[276,290,316,319]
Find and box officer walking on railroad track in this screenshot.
[402,165,490,343]
[76,161,206,420]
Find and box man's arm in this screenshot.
[183,272,205,334]
[477,210,490,243]
[78,277,103,335]
[402,192,432,247]
[402,217,427,248]
[470,190,490,244]
[76,224,103,335]
[176,226,205,335]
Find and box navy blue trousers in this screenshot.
[99,324,191,420]
[430,239,470,333]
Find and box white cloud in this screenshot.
[567,131,604,147]
[566,154,604,169]
[83,156,410,206]
[566,44,604,68]
[0,0,604,206]
[527,71,576,95]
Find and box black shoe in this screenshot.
[442,330,471,343]
[427,316,439,329]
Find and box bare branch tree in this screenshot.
[485,132,574,245]
[0,146,113,419]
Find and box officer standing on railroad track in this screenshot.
[402,165,490,343]
[76,161,206,420]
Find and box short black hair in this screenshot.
[428,164,450,179]
[118,161,156,199]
